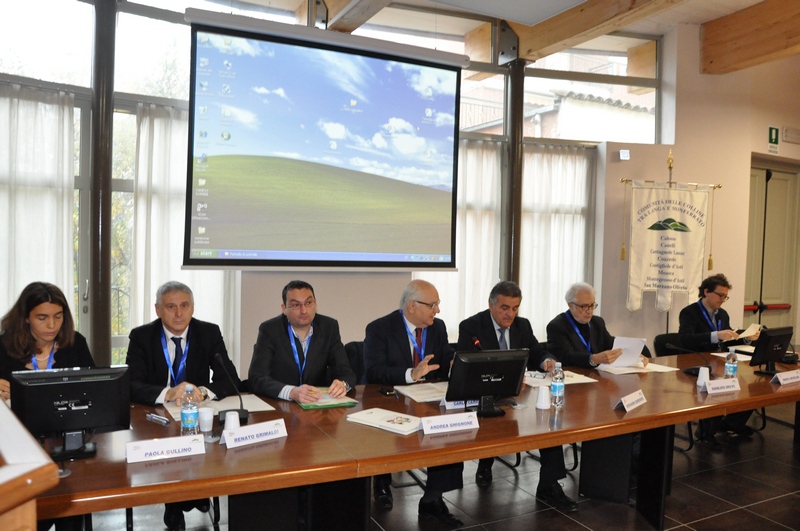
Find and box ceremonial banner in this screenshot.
[627,181,710,312]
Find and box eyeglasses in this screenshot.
[414,300,440,310]
[570,302,598,311]
[711,291,730,301]
[160,302,192,313]
[286,300,316,311]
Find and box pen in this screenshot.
[146,413,170,426]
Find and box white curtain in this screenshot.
[414,138,503,339]
[519,144,596,338]
[130,103,241,365]
[0,84,75,312]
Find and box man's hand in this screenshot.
[410,354,440,382]
[328,379,348,398]
[640,355,649,367]
[592,348,623,366]
[540,358,557,373]
[166,381,203,405]
[290,384,323,404]
[0,378,10,401]
[718,329,739,342]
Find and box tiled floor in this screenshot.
[81,402,800,531]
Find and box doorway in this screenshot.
[743,166,799,330]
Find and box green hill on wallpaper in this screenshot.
[194,155,453,254]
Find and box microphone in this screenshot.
[665,343,712,377]
[214,352,248,425]
[471,337,483,351]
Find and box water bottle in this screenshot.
[724,348,738,378]
[550,362,565,409]
[181,384,199,435]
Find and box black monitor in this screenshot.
[749,326,794,376]
[445,349,529,417]
[10,366,131,462]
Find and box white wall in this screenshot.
[598,24,800,352]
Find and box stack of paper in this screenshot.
[346,408,422,435]
[295,388,358,409]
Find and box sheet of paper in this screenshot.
[598,362,679,375]
[711,351,752,362]
[394,382,449,402]
[737,323,761,339]
[599,337,646,369]
[524,370,596,387]
[164,393,275,421]
[296,388,358,409]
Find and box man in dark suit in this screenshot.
[547,282,629,369]
[126,281,242,531]
[457,281,577,512]
[363,279,463,528]
[248,280,356,402]
[679,273,754,449]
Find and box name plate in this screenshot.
[126,434,205,464]
[224,419,287,449]
[702,378,741,394]
[421,412,479,435]
[772,369,800,385]
[614,389,646,412]
[440,397,480,410]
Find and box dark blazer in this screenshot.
[456,309,554,371]
[363,310,453,385]
[0,331,95,381]
[248,313,356,399]
[126,318,241,406]
[546,313,615,368]
[678,301,733,352]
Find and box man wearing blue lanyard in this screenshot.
[248,280,356,402]
[363,279,463,527]
[458,281,577,512]
[679,273,754,449]
[126,281,242,530]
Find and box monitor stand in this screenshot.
[471,396,505,418]
[754,361,779,377]
[50,430,97,469]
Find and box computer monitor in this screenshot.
[748,326,794,376]
[445,349,529,417]
[10,366,131,462]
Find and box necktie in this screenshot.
[414,327,423,367]
[171,337,184,384]
[498,328,508,349]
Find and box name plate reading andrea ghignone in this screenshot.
[421,412,479,435]
[126,434,205,464]
[772,369,800,386]
[224,419,287,449]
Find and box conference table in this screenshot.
[35,354,800,531]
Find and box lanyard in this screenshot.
[697,300,722,331]
[400,310,427,364]
[287,323,311,383]
[564,311,592,353]
[31,342,56,371]
[160,331,189,385]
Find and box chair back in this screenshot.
[344,341,365,384]
[653,333,687,356]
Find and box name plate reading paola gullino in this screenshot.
[126,435,205,463]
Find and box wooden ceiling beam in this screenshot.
[325,0,392,33]
[702,0,800,74]
[507,0,685,62]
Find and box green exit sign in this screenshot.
[769,127,779,145]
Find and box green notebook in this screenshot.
[296,388,358,409]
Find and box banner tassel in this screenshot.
[620,243,626,260]
[707,253,713,270]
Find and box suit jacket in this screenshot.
[456,309,554,371]
[0,332,95,381]
[248,313,356,399]
[546,313,615,368]
[126,318,241,406]
[678,301,734,352]
[363,310,453,385]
